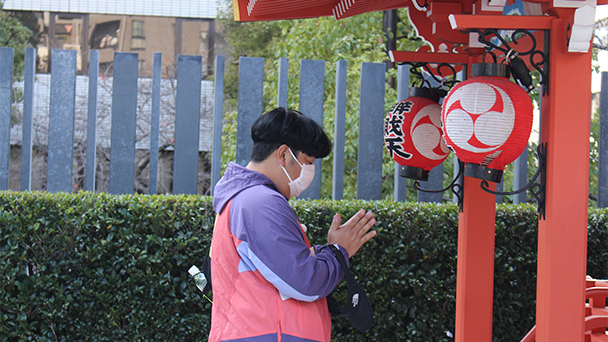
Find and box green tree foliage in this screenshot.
[0,5,33,80]
[592,17,607,71]
[590,105,600,205]
[219,3,424,199]
[0,5,33,128]
[590,17,607,205]
[219,16,286,112]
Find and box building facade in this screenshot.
[3,0,227,78]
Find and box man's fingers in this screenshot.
[341,209,366,228]
[355,217,376,240]
[330,213,341,231]
[362,217,376,232]
[341,210,372,230]
[354,212,375,233]
[329,210,378,257]
[360,230,377,244]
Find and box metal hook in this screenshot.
[479,143,547,219]
[414,160,465,211]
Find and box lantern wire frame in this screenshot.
[413,159,465,211]
[479,143,547,219]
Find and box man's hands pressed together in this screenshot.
[327,209,377,257]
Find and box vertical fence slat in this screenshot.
[47,49,77,193]
[0,48,12,190]
[20,47,35,191]
[211,55,225,194]
[173,55,203,195]
[394,64,408,202]
[85,49,99,192]
[236,57,264,166]
[109,52,138,195]
[599,71,608,207]
[496,180,503,204]
[148,52,162,195]
[357,63,385,200]
[513,145,529,204]
[333,60,347,200]
[278,57,288,109]
[298,59,325,199]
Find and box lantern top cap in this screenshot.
[471,63,509,78]
[409,87,445,103]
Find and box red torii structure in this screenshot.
[232,0,607,341]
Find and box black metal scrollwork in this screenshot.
[414,0,429,10]
[405,61,459,90]
[479,143,547,219]
[461,28,548,94]
[414,160,465,212]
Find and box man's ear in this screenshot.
[276,144,289,167]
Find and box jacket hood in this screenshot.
[213,162,279,213]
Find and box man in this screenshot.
[209,107,377,342]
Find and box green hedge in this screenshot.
[0,191,606,341]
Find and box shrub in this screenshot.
[0,192,606,341]
[0,192,213,341]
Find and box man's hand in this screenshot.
[327,209,377,257]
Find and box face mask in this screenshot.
[279,148,315,197]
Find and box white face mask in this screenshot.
[279,148,315,197]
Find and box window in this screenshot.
[90,20,120,49]
[131,20,145,50]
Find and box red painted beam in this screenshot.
[389,50,471,64]
[536,16,590,342]
[448,14,555,30]
[455,177,496,342]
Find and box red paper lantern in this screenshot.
[441,63,533,182]
[384,88,451,180]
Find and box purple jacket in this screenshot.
[208,162,347,342]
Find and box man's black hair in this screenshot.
[250,107,332,163]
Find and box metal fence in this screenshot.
[1,46,606,204]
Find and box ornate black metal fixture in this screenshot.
[461,28,548,95]
[405,61,459,94]
[413,0,429,10]
[394,62,464,209]
[412,159,465,211]
[479,143,547,219]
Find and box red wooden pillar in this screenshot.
[455,176,496,342]
[535,17,591,342]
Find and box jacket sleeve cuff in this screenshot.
[315,244,350,268]
[332,244,350,268]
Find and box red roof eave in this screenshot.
[234,0,335,22]
[233,0,411,22]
